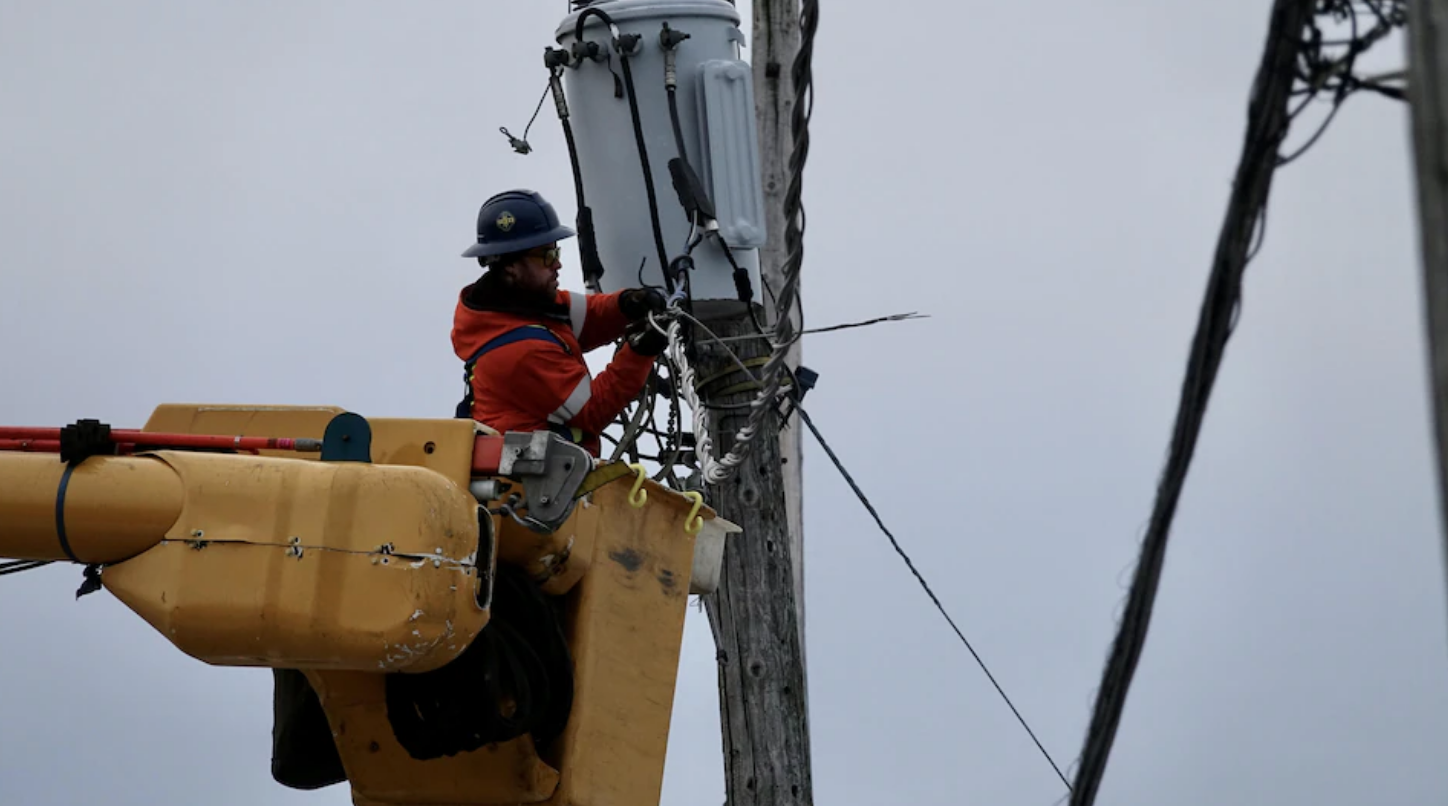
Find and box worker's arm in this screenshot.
[566,289,667,352]
[501,341,656,437]
[572,290,630,351]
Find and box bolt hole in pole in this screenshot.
[424,441,437,454]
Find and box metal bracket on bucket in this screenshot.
[495,432,593,532]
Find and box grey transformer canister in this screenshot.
[550,0,767,318]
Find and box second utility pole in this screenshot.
[695,0,813,804]
[1407,0,1448,618]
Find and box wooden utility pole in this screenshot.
[695,317,812,806]
[751,0,808,671]
[1407,0,1448,609]
[693,1,812,804]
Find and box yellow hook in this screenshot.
[682,491,704,535]
[628,463,648,508]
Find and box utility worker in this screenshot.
[451,189,668,458]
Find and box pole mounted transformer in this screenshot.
[549,0,767,319]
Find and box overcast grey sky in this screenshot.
[3,1,1447,804]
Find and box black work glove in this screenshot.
[619,287,667,321]
[625,319,669,357]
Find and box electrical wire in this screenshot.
[793,404,1071,792]
[498,80,552,155]
[542,59,607,291]
[1062,2,1402,802]
[1278,0,1405,167]
[768,0,818,344]
[653,308,742,484]
[0,559,53,577]
[658,292,1069,788]
[713,311,929,342]
[608,366,666,464]
[615,50,675,295]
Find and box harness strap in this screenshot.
[455,325,589,446]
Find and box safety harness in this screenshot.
[454,324,589,446]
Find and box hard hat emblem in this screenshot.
[496,211,516,232]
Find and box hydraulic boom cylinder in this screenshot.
[0,453,182,563]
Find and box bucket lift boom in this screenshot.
[0,404,734,806]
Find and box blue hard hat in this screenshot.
[462,189,576,259]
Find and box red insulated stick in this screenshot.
[0,439,62,452]
[3,426,506,476]
[0,427,323,453]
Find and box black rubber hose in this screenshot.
[561,116,605,289]
[617,52,675,294]
[546,59,606,291]
[573,6,613,41]
[667,87,689,166]
[660,23,693,166]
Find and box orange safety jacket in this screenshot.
[451,271,654,457]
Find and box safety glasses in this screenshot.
[530,246,562,266]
